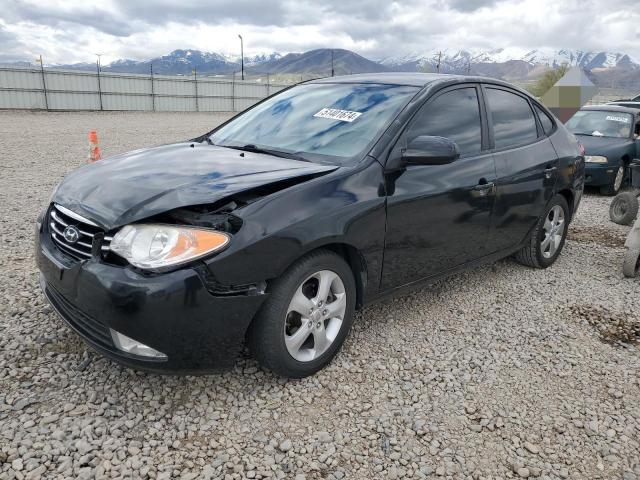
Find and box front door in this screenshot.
[381,85,496,291]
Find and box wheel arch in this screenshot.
[557,188,575,222]
[320,243,367,310]
[267,242,368,311]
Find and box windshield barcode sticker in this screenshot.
[313,108,362,122]
[606,115,630,123]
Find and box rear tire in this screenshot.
[515,194,569,269]
[247,250,356,378]
[609,192,639,225]
[623,248,640,278]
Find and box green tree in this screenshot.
[528,63,570,98]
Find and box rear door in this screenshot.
[381,84,496,290]
[483,86,559,253]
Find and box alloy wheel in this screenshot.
[541,205,565,259]
[284,270,346,362]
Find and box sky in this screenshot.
[0,0,639,64]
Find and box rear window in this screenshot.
[534,104,555,135]
[486,88,538,149]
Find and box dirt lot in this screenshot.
[1,111,639,480]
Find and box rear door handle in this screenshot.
[473,181,495,196]
[544,166,557,179]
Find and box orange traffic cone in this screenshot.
[88,130,102,162]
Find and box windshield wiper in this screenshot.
[224,144,310,162]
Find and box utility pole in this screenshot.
[436,51,442,74]
[150,63,155,111]
[37,55,49,111]
[95,53,103,111]
[232,72,236,112]
[238,34,244,80]
[193,67,199,112]
[331,50,335,77]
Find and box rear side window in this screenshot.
[406,87,483,156]
[486,88,538,149]
[534,104,554,135]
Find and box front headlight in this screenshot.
[110,224,230,270]
[585,155,608,163]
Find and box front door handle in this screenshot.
[473,181,495,196]
[544,166,557,179]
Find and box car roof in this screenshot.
[309,72,524,90]
[582,104,639,115]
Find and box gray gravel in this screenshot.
[1,110,640,480]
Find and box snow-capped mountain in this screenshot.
[54,49,282,75]
[380,48,639,72]
[521,49,637,70]
[26,47,639,85]
[224,52,283,66]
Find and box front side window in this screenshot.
[405,87,483,156]
[565,110,633,139]
[210,83,419,164]
[486,88,538,149]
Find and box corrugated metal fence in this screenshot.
[0,67,292,112]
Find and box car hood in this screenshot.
[576,135,633,156]
[53,142,338,229]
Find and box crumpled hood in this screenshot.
[576,135,634,157]
[53,142,337,229]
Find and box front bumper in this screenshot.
[584,164,618,187]
[36,227,268,373]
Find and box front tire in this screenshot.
[248,250,356,378]
[600,164,626,196]
[515,194,569,269]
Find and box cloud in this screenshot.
[0,22,28,62]
[7,1,134,36]
[0,0,639,64]
[443,0,500,12]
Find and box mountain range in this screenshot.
[7,47,640,86]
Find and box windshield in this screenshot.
[209,83,419,164]
[565,110,633,138]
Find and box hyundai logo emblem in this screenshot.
[63,225,80,244]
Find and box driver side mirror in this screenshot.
[402,135,460,166]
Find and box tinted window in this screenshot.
[535,104,554,135]
[486,88,538,149]
[210,83,419,164]
[406,87,483,155]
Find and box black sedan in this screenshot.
[37,73,584,378]
[565,105,640,195]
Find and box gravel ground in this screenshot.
[1,111,639,480]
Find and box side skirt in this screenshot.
[364,241,526,308]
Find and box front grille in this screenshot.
[45,284,114,348]
[49,204,110,260]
